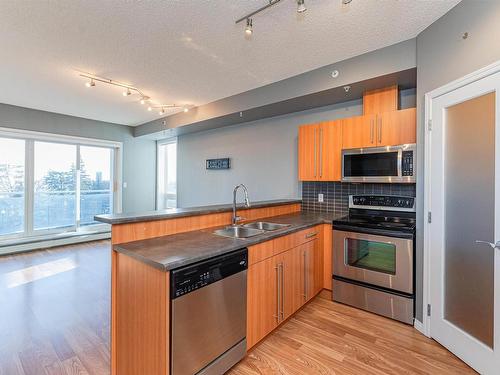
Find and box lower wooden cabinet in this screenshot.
[247,226,324,349]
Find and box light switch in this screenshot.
[123,182,128,188]
[318,193,324,203]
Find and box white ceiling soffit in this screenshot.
[0,0,460,126]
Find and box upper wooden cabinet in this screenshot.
[298,120,342,181]
[342,108,416,149]
[377,107,416,146]
[363,85,398,115]
[342,114,376,149]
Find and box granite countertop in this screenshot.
[113,211,343,271]
[94,199,302,224]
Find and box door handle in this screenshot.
[475,240,500,249]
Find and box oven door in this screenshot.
[333,229,413,294]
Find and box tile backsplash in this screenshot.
[302,182,416,215]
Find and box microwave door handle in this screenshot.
[397,149,403,178]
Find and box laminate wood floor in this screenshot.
[0,241,474,375]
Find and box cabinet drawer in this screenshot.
[248,241,274,266]
[274,226,321,255]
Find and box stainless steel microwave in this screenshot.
[342,144,416,183]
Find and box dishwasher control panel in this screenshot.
[171,248,248,299]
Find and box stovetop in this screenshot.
[332,195,417,234]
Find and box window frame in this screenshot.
[0,127,122,243]
[156,137,177,209]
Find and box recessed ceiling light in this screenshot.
[245,18,253,35]
[297,0,307,13]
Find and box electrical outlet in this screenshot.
[318,193,324,203]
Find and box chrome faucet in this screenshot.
[232,184,251,226]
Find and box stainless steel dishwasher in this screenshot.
[171,248,248,375]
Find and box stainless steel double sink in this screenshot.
[213,221,290,238]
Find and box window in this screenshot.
[0,128,121,242]
[157,139,177,209]
[0,138,25,236]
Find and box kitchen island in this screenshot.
[96,199,336,375]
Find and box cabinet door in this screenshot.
[278,249,296,322]
[312,234,323,296]
[303,240,316,303]
[363,85,398,115]
[318,120,342,181]
[377,108,416,146]
[342,115,376,149]
[298,124,319,181]
[247,256,279,349]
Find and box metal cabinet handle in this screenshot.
[302,251,307,301]
[475,240,500,249]
[280,263,285,320]
[378,116,382,143]
[305,231,318,239]
[313,128,317,177]
[370,118,374,144]
[274,264,280,323]
[319,127,323,178]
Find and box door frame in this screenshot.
[422,60,500,337]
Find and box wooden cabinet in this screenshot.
[377,108,416,146]
[247,225,324,349]
[342,108,416,149]
[363,85,398,115]
[298,124,319,181]
[342,115,376,149]
[298,120,342,181]
[247,256,279,349]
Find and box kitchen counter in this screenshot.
[94,198,302,224]
[113,211,340,271]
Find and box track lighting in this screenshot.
[297,0,307,13]
[342,0,352,4]
[245,18,253,35]
[79,73,193,115]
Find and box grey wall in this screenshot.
[176,89,415,208]
[0,103,156,213]
[414,0,500,322]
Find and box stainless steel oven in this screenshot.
[333,230,413,294]
[342,144,416,183]
[332,195,416,324]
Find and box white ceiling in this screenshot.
[0,0,460,126]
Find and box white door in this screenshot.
[428,71,500,374]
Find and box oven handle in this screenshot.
[332,225,414,240]
[397,148,403,178]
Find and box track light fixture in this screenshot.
[245,18,253,35]
[297,0,307,13]
[342,0,352,4]
[85,78,95,88]
[79,73,192,116]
